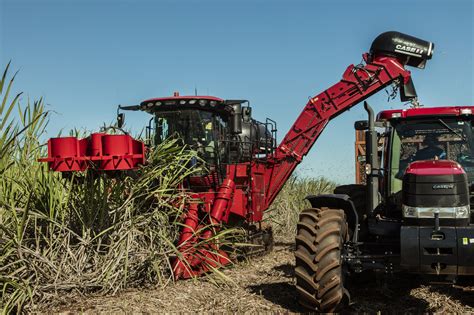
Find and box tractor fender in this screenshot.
[305,194,359,242]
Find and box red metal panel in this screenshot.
[227,188,246,219]
[89,133,104,156]
[236,164,248,178]
[142,95,224,104]
[99,135,144,171]
[39,137,87,171]
[49,137,78,158]
[102,135,129,155]
[263,54,414,209]
[378,106,474,121]
[251,163,267,222]
[38,133,146,172]
[406,160,465,176]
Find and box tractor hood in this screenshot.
[405,160,465,177]
[402,160,469,216]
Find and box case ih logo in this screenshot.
[395,44,424,57]
[432,184,454,190]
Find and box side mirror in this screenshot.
[354,120,368,130]
[117,113,125,128]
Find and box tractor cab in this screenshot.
[378,107,474,195]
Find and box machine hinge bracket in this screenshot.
[279,145,302,162]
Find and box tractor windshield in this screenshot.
[154,109,225,163]
[390,118,474,193]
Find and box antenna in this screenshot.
[195,87,198,96]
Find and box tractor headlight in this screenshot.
[456,206,470,218]
[403,206,417,218]
[402,205,470,219]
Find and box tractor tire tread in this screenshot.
[294,207,349,312]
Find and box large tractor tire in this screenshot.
[295,208,350,312]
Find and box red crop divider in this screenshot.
[38,133,146,172]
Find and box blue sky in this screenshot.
[1,0,473,183]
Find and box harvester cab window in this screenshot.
[390,119,474,193]
[154,109,224,164]
[212,115,227,158]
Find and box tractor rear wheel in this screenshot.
[295,208,349,312]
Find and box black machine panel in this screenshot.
[370,31,434,69]
[403,173,469,208]
[401,226,474,275]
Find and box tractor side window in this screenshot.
[390,130,403,194]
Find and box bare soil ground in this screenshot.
[51,238,474,314]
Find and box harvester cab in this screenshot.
[117,94,277,185]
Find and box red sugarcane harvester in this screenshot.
[40,31,474,311]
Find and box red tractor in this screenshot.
[40,31,474,311]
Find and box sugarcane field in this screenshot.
[1,0,474,313]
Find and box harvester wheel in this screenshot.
[295,207,349,312]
